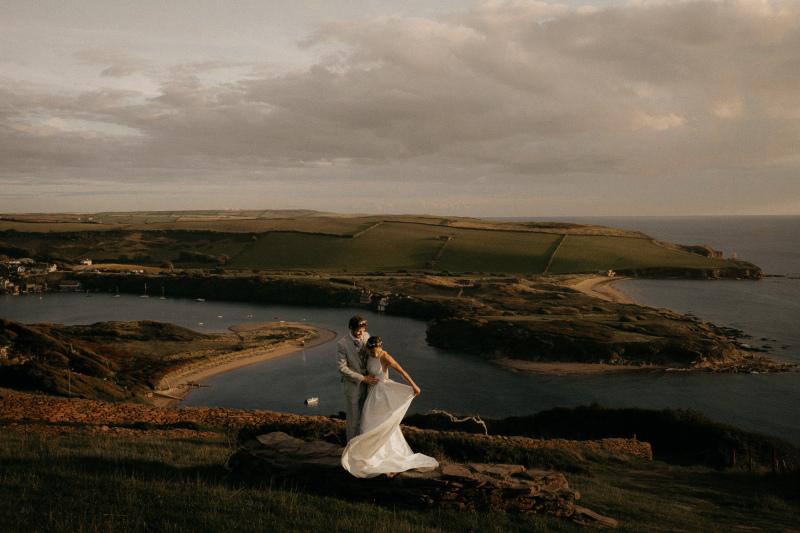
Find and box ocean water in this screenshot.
[4,292,799,444]
[513,216,800,365]
[2,216,799,443]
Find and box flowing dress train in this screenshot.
[341,357,438,478]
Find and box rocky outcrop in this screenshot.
[425,315,745,367]
[227,432,617,527]
[617,266,763,279]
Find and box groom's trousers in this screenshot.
[343,381,368,442]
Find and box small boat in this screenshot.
[304,397,319,405]
[140,283,149,298]
[196,298,205,302]
[159,287,166,300]
[113,286,120,298]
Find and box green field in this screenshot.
[546,235,738,274]
[436,229,561,274]
[0,213,753,275]
[230,223,445,271]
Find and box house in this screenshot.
[1,280,18,293]
[30,263,57,274]
[0,345,9,361]
[597,270,616,277]
[80,259,93,266]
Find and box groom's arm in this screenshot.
[336,341,366,384]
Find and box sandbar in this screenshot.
[571,276,638,305]
[148,322,337,408]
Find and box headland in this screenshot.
[0,210,791,406]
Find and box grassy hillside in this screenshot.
[548,235,738,274]
[435,228,561,274]
[230,222,446,270]
[0,427,797,532]
[0,211,756,276]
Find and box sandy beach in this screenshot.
[148,322,337,407]
[143,277,651,402]
[570,275,638,305]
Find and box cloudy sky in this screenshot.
[2,0,799,217]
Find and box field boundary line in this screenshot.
[351,221,383,238]
[542,234,567,274]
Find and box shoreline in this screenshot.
[147,322,337,408]
[492,358,668,375]
[570,275,638,305]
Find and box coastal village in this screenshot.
[0,257,149,296]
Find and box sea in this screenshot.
[1,216,798,443]
[509,215,800,365]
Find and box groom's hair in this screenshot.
[349,315,367,329]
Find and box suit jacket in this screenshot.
[336,332,371,390]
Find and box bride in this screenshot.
[341,336,439,478]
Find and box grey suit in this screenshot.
[336,332,371,442]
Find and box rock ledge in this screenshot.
[227,432,617,528]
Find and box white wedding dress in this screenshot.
[341,356,439,478]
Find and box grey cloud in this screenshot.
[4,0,800,188]
[74,49,152,77]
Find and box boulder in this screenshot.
[227,432,617,526]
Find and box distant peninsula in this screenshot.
[1,210,790,404]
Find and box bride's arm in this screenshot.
[381,353,421,396]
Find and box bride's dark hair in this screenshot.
[366,336,382,348]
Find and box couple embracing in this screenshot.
[335,315,438,478]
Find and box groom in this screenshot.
[336,315,379,442]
